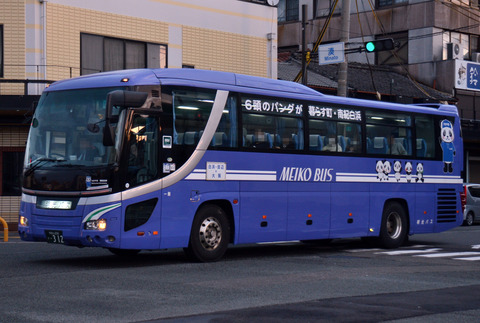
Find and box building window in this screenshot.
[81,33,167,75]
[377,0,408,7]
[278,0,299,22]
[0,25,3,77]
[314,0,341,18]
[1,150,24,196]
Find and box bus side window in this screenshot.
[214,95,237,148]
[172,89,215,147]
[366,110,412,156]
[415,115,436,158]
[127,115,159,187]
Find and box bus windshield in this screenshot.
[24,87,124,169]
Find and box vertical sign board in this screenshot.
[455,60,480,91]
[318,42,345,65]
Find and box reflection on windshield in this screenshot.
[24,87,124,169]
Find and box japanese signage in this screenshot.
[242,98,303,116]
[455,60,480,91]
[242,97,361,122]
[206,162,226,181]
[318,42,345,65]
[308,105,362,122]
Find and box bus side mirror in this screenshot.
[103,90,148,146]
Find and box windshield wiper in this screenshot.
[25,157,66,176]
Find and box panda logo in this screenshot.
[383,160,391,181]
[405,161,413,183]
[376,160,385,181]
[394,161,402,182]
[440,120,455,173]
[416,162,424,183]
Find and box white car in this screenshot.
[463,184,480,226]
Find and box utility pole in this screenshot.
[301,4,307,85]
[337,0,350,97]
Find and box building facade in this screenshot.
[0,0,278,226]
[277,0,480,183]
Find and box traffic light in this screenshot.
[365,39,395,52]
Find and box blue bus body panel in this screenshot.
[180,149,463,245]
[21,69,463,251]
[119,190,162,250]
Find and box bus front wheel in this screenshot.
[378,201,407,249]
[185,205,230,262]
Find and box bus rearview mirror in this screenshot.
[103,90,148,146]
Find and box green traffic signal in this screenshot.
[366,42,376,52]
[364,39,394,53]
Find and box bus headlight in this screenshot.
[19,216,29,227]
[84,219,107,231]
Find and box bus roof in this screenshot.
[45,68,458,117]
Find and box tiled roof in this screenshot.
[278,57,454,102]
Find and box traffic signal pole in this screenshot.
[337,0,350,97]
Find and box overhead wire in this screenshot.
[293,0,340,83]
[292,0,480,100]
[355,0,379,97]
[365,0,436,99]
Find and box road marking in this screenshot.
[472,244,480,250]
[414,251,480,258]
[347,248,382,253]
[375,248,442,256]
[454,256,480,261]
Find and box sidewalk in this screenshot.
[0,230,20,241]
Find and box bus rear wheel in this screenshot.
[185,205,230,262]
[378,201,407,249]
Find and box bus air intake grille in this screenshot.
[436,188,458,223]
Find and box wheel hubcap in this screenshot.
[386,212,402,239]
[199,217,222,250]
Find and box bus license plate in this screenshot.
[45,230,64,244]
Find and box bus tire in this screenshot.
[378,201,407,249]
[185,204,230,262]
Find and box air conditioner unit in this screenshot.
[447,42,464,60]
[472,52,480,63]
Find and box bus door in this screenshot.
[119,111,162,250]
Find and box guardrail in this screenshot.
[0,217,8,242]
[0,79,55,96]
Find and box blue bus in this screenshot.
[18,69,464,261]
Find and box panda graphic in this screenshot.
[376,160,385,181]
[440,119,455,173]
[405,161,413,183]
[383,160,391,181]
[394,161,402,182]
[416,162,424,183]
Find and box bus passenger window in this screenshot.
[241,96,304,151]
[366,110,412,156]
[172,89,215,147]
[415,115,436,158]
